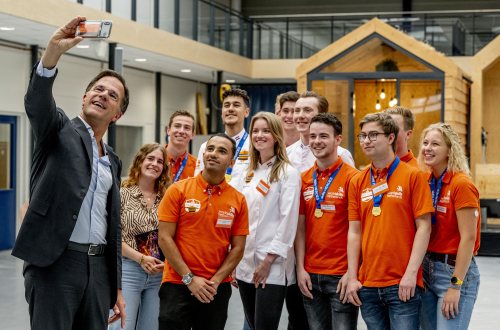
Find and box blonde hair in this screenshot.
[248,112,290,184]
[418,123,471,176]
[122,143,171,197]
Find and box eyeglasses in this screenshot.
[357,131,387,142]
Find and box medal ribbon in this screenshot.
[226,131,248,176]
[172,153,189,183]
[370,157,400,209]
[313,163,343,211]
[430,169,447,224]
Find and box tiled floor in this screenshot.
[1,250,498,329]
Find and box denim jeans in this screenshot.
[302,274,358,330]
[420,255,480,330]
[237,280,287,330]
[109,257,162,330]
[359,284,421,330]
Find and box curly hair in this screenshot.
[121,143,171,197]
[248,112,290,184]
[418,123,471,176]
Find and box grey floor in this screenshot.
[1,250,499,329]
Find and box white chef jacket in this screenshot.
[286,139,355,173]
[195,129,250,188]
[234,158,300,286]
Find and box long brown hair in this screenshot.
[122,143,171,197]
[248,112,290,184]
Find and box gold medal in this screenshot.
[372,206,381,216]
[225,174,232,182]
[314,208,323,218]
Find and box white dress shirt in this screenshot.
[195,129,250,188]
[234,158,301,286]
[287,139,355,173]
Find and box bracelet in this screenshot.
[139,255,145,265]
[449,284,461,290]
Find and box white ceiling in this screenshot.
[0,12,287,85]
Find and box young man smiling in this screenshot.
[345,113,433,330]
[195,89,251,186]
[158,133,249,330]
[287,91,355,173]
[275,91,300,147]
[295,113,359,330]
[165,110,197,182]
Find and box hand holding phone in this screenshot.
[76,20,112,38]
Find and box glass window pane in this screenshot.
[83,0,106,11]
[179,0,194,39]
[159,0,175,32]
[136,0,154,27]
[198,1,211,44]
[111,0,131,20]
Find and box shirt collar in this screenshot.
[427,170,453,184]
[165,144,188,164]
[258,156,276,169]
[228,128,247,142]
[78,115,107,155]
[370,156,398,178]
[400,150,415,163]
[314,157,343,177]
[196,172,228,195]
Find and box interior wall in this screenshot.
[483,59,500,164]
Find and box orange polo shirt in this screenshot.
[165,146,197,182]
[299,158,358,275]
[427,171,481,255]
[400,150,418,168]
[158,174,249,284]
[348,158,434,288]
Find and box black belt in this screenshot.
[67,242,106,256]
[428,252,456,267]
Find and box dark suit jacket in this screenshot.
[12,65,122,307]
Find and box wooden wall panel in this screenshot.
[483,59,500,164]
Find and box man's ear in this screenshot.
[110,111,123,124]
[229,158,236,167]
[244,106,250,118]
[406,129,413,140]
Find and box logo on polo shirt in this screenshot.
[185,199,201,213]
[303,186,314,201]
[327,186,345,200]
[439,190,451,204]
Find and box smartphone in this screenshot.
[76,20,112,38]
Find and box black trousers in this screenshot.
[159,282,232,330]
[24,249,111,330]
[237,280,287,330]
[286,283,310,330]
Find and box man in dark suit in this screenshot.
[12,16,129,330]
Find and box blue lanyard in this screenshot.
[313,163,343,210]
[370,157,400,208]
[430,169,447,224]
[172,153,189,183]
[226,131,248,176]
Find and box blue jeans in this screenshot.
[302,274,358,330]
[420,255,480,330]
[109,257,162,330]
[359,284,421,330]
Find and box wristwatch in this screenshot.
[182,272,194,285]
[450,275,463,286]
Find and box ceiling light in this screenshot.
[380,89,386,99]
[76,45,90,49]
[375,99,381,111]
[134,58,147,62]
[225,79,236,83]
[180,69,191,73]
[0,27,15,31]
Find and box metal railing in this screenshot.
[75,1,500,59]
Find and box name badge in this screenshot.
[216,210,234,228]
[256,180,270,196]
[436,205,447,213]
[372,181,389,197]
[321,203,335,212]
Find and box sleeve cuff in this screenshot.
[267,240,290,259]
[36,61,57,78]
